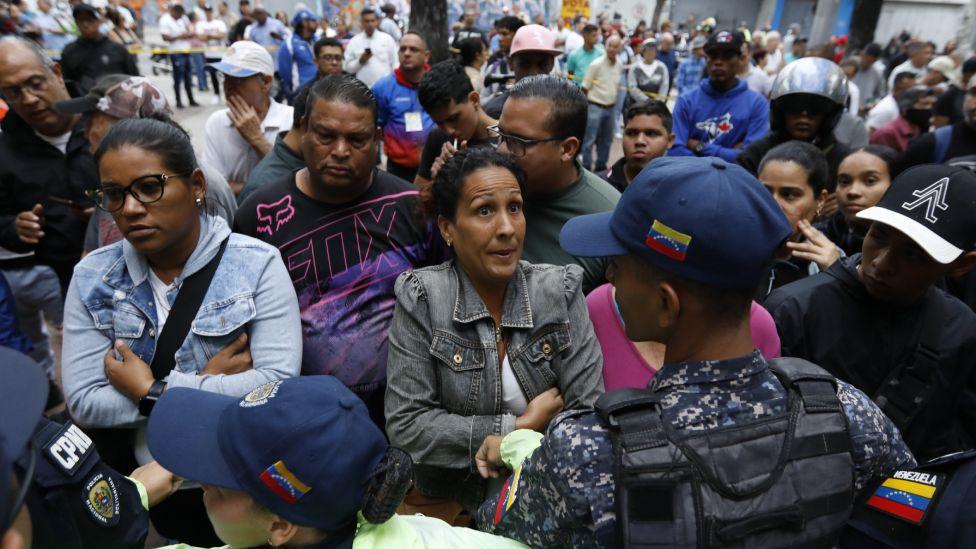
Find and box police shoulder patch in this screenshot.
[42,421,94,476]
[240,380,282,408]
[865,469,944,526]
[83,472,120,526]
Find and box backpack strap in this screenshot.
[595,388,668,452]
[933,125,953,164]
[767,357,843,413]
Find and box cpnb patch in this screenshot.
[260,460,311,503]
[240,380,282,408]
[83,472,120,526]
[865,470,943,525]
[43,422,94,475]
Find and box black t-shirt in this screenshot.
[234,170,442,395]
[59,36,139,92]
[416,126,496,181]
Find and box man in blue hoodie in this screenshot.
[668,30,769,162]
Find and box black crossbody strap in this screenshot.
[149,238,228,380]
[872,295,945,431]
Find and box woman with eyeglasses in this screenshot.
[60,118,301,545]
[385,148,604,521]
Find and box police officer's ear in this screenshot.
[655,279,682,331]
[946,251,976,279]
[267,515,300,547]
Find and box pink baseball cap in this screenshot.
[510,24,562,57]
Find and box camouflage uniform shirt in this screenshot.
[475,351,916,548]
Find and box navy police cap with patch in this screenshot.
[147,376,387,531]
[560,156,792,289]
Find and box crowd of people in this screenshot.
[2,2,976,548]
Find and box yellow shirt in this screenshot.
[582,55,624,106]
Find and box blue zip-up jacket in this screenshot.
[277,34,317,100]
[668,78,769,162]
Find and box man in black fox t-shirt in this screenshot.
[235,75,442,427]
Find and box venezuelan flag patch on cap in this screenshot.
[865,470,943,525]
[645,219,692,261]
[260,460,311,504]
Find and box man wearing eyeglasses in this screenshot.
[0,36,97,400]
[53,74,238,253]
[494,75,620,294]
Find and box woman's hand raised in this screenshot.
[516,387,564,432]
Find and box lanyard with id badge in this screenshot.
[405,111,424,133]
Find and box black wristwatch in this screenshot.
[139,380,167,416]
[693,141,706,155]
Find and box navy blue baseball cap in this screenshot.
[0,347,49,528]
[147,377,387,530]
[560,157,792,288]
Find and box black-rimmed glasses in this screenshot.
[87,172,192,212]
[487,124,564,158]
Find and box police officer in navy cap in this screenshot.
[472,156,916,547]
[0,346,175,549]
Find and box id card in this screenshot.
[405,112,424,132]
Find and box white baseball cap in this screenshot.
[208,40,274,77]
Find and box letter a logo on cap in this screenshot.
[902,177,950,223]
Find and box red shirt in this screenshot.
[870,115,921,153]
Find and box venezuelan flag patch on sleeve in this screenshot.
[645,219,692,261]
[865,470,943,525]
[259,460,311,504]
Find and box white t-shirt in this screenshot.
[195,18,228,47]
[34,130,71,154]
[867,94,899,131]
[203,99,294,184]
[342,30,399,88]
[159,13,192,51]
[500,356,528,415]
[564,31,584,55]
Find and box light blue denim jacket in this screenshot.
[62,214,302,428]
[385,260,604,509]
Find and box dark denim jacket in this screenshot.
[385,260,604,509]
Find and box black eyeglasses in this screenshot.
[487,125,564,158]
[0,75,49,103]
[87,172,192,212]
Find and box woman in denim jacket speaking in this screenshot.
[385,148,604,512]
[60,118,302,456]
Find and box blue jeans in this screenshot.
[582,102,616,173]
[190,52,208,91]
[170,53,194,105]
[1,265,63,378]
